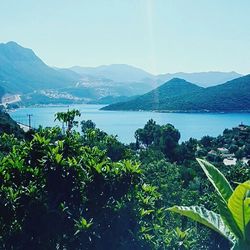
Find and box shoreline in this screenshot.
[7,103,250,114]
[100,108,250,114]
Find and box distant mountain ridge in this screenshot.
[70,64,154,82]
[0,41,78,97]
[156,71,242,87]
[102,75,250,112]
[70,65,242,88]
[0,41,245,106]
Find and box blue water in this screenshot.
[10,104,250,144]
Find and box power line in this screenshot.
[27,114,33,129]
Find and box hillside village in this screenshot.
[199,123,250,166]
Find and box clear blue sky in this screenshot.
[1,0,250,74]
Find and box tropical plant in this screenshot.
[81,119,96,134]
[168,158,250,249]
[54,109,81,132]
[164,227,196,250]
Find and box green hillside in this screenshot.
[102,75,250,112]
[102,78,203,111]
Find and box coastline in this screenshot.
[100,107,250,114]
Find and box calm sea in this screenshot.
[10,104,250,144]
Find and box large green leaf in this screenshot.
[231,240,250,250]
[196,158,233,202]
[228,181,250,240]
[168,205,234,242]
[216,195,242,239]
[244,197,250,242]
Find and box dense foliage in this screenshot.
[0,110,249,249]
[0,129,165,249]
[169,159,250,249]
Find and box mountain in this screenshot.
[156,71,242,87]
[70,64,154,82]
[0,41,244,106]
[184,74,250,111]
[70,65,241,98]
[53,67,82,81]
[102,78,203,110]
[0,42,154,103]
[69,64,155,99]
[0,41,78,97]
[70,65,241,88]
[102,75,250,112]
[71,78,154,96]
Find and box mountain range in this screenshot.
[0,42,155,102]
[0,41,246,107]
[70,64,154,82]
[102,75,250,112]
[0,41,77,95]
[155,71,241,87]
[69,65,242,88]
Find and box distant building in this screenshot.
[217,147,229,154]
[223,158,237,166]
[208,150,217,156]
[237,123,248,131]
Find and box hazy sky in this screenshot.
[1,0,250,74]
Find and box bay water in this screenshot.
[10,104,250,144]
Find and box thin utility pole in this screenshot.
[27,114,33,129]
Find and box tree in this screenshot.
[229,144,239,154]
[55,109,81,133]
[81,119,96,134]
[168,158,250,250]
[135,119,160,147]
[235,149,244,160]
[200,136,214,148]
[157,124,180,161]
[135,120,180,161]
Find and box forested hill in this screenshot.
[0,110,24,137]
[102,74,250,112]
[188,74,250,111]
[102,78,203,111]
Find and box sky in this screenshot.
[0,0,250,74]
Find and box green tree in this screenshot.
[200,136,214,148]
[135,120,180,161]
[55,109,81,133]
[81,119,96,134]
[135,119,160,147]
[235,149,244,160]
[157,124,180,161]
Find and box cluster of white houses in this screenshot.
[208,124,250,166]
